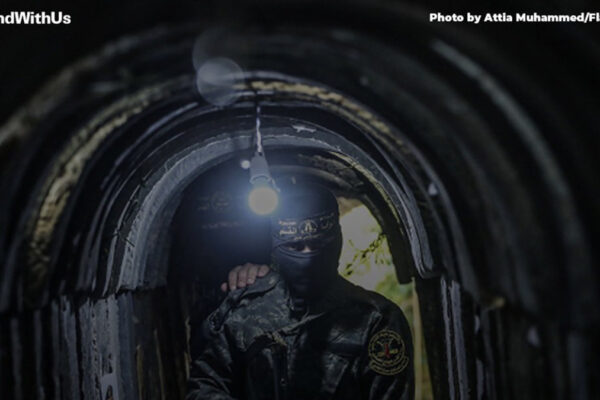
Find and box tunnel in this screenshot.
[0,1,599,399]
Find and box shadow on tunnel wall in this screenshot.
[170,161,271,360]
[0,0,599,399]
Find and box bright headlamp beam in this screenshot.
[247,103,278,215]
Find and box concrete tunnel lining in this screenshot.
[101,116,441,295]
[0,70,469,399]
[1,6,599,397]
[2,21,593,327]
[7,70,467,311]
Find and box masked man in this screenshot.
[187,184,414,399]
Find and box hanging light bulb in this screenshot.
[247,104,279,215]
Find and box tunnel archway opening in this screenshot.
[164,138,429,289]
[68,82,452,399]
[166,143,436,398]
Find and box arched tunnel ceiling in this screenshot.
[1,20,597,328]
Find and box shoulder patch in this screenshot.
[368,329,409,375]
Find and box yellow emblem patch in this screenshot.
[368,329,409,375]
[299,219,318,234]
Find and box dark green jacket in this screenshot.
[187,271,414,400]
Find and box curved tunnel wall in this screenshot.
[0,3,599,399]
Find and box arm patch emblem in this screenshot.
[367,329,409,375]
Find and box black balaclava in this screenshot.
[271,184,343,312]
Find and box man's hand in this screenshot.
[220,263,270,292]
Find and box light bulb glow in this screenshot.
[248,185,279,215]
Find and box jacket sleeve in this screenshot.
[357,306,415,400]
[186,313,238,400]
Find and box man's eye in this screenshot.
[285,243,304,251]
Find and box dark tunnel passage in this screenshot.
[1,2,599,399]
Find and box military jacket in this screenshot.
[187,271,414,400]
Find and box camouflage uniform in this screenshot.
[187,270,414,400]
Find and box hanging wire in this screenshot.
[255,103,263,155]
